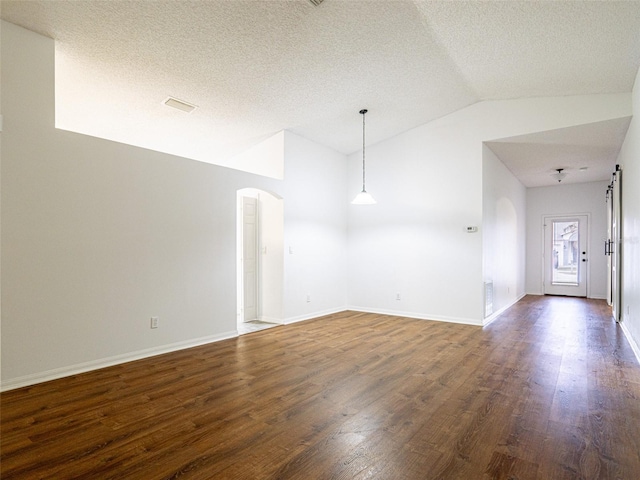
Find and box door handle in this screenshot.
[605,240,613,255]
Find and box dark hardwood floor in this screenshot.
[2,295,640,479]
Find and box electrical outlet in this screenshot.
[306,295,311,303]
[150,317,159,329]
[396,293,401,301]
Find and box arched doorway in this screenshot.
[236,188,284,334]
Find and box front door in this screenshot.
[543,215,588,297]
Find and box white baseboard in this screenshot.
[620,320,640,366]
[483,293,526,327]
[346,305,482,327]
[0,330,238,392]
[259,315,284,325]
[284,307,348,325]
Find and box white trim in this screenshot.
[259,315,285,325]
[620,321,640,366]
[525,291,606,300]
[588,294,608,300]
[346,306,482,327]
[0,330,238,392]
[483,293,526,327]
[284,307,347,325]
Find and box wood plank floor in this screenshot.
[2,295,640,479]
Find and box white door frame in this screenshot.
[542,214,589,297]
[607,168,622,321]
[607,182,613,306]
[242,196,259,322]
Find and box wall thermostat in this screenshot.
[466,226,478,233]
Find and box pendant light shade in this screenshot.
[352,190,377,205]
[352,109,376,205]
[554,168,567,183]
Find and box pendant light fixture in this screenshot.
[352,109,377,205]
[553,168,567,183]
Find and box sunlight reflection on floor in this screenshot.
[238,320,280,335]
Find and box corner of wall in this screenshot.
[618,65,640,364]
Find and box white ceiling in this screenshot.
[2,0,640,186]
[486,117,632,188]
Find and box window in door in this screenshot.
[551,220,579,286]
[543,214,588,297]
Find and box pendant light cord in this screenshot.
[351,108,376,204]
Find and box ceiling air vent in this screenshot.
[163,97,197,113]
[308,0,324,6]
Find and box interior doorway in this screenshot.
[543,214,589,297]
[236,188,284,334]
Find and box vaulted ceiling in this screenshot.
[2,0,640,185]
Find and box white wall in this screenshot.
[229,131,285,179]
[617,66,640,360]
[282,132,348,323]
[482,145,527,320]
[347,117,485,325]
[0,22,348,389]
[258,192,285,323]
[525,181,609,299]
[348,95,630,325]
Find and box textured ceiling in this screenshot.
[2,0,640,185]
[486,117,632,188]
[417,1,640,99]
